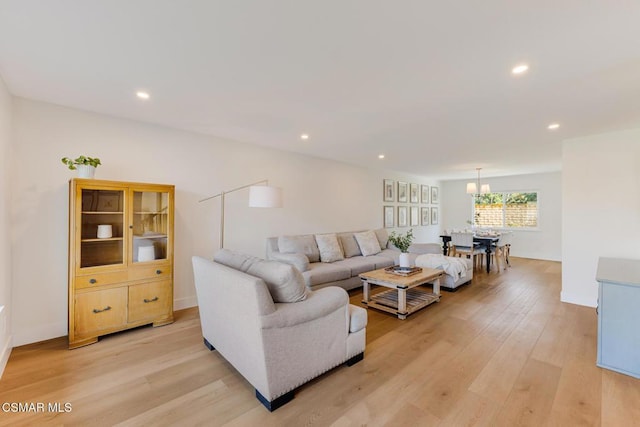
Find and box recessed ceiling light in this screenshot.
[548,123,560,130]
[300,134,309,140]
[512,64,529,75]
[378,154,385,159]
[136,91,150,100]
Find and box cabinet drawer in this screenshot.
[129,264,172,282]
[75,288,127,336]
[75,270,128,289]
[128,280,172,323]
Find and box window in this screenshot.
[473,192,538,229]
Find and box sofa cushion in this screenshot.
[374,228,389,249]
[278,235,320,263]
[333,257,377,276]
[364,255,395,269]
[408,243,442,255]
[377,248,400,263]
[314,233,345,263]
[214,249,308,303]
[338,233,362,258]
[268,251,310,272]
[354,230,381,256]
[302,263,351,287]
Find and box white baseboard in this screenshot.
[0,334,12,379]
[561,290,597,308]
[174,295,198,311]
[12,321,67,347]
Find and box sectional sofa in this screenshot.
[266,229,473,291]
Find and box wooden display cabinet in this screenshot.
[68,179,175,349]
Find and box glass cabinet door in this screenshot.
[80,189,125,268]
[132,190,169,263]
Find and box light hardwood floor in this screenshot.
[2,258,639,426]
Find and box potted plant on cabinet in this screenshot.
[61,155,101,179]
[388,228,414,268]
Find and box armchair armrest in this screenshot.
[260,287,348,329]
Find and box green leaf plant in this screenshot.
[388,228,414,253]
[61,155,101,170]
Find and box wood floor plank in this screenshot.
[382,402,440,426]
[322,338,454,426]
[114,380,233,427]
[531,302,580,368]
[468,294,557,404]
[547,358,602,427]
[491,359,562,426]
[1,258,638,426]
[437,390,500,427]
[410,333,502,419]
[601,369,640,426]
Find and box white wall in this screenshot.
[0,75,12,376]
[441,172,562,261]
[562,128,640,307]
[10,98,440,346]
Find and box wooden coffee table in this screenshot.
[359,267,444,319]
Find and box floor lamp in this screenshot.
[199,179,283,249]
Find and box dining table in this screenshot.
[440,234,500,273]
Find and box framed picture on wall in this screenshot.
[398,206,408,227]
[431,207,439,225]
[410,183,419,203]
[410,206,419,226]
[383,179,394,202]
[421,185,429,204]
[431,186,439,204]
[384,206,394,228]
[421,207,429,225]
[397,181,408,203]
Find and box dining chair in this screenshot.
[500,231,513,267]
[450,232,484,269]
[486,232,512,271]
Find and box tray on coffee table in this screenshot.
[384,265,422,276]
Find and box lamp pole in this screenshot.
[199,179,276,249]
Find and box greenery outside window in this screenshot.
[473,192,538,229]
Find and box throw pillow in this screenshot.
[214,249,308,303]
[214,248,261,271]
[339,233,362,258]
[278,235,320,263]
[268,252,310,272]
[245,261,308,303]
[374,228,389,249]
[354,230,382,256]
[314,233,345,263]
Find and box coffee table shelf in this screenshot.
[360,267,444,320]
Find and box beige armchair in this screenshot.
[192,254,367,411]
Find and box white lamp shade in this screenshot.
[466,182,477,194]
[480,184,491,194]
[248,186,283,208]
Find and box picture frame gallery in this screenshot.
[382,179,438,228]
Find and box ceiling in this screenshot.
[1,1,639,180]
